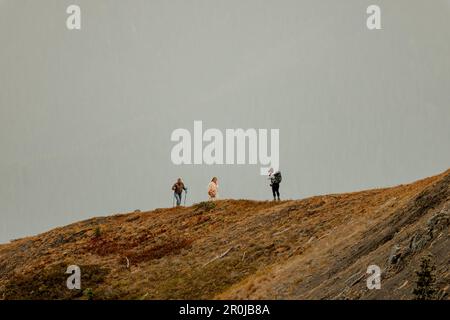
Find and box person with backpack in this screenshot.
[208,177,218,201]
[268,168,282,201]
[172,178,187,206]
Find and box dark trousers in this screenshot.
[271,183,280,199]
[174,192,182,206]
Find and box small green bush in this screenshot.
[413,254,437,300]
[94,227,101,238]
[84,288,94,300]
[195,201,216,212]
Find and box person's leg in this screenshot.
[274,183,280,200]
[175,193,181,206]
[271,184,276,200]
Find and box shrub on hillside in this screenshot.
[194,201,216,212]
[413,254,437,300]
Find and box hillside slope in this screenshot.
[0,170,449,300]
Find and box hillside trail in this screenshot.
[0,169,448,300]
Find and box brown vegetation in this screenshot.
[0,169,449,300]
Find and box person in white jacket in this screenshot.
[208,177,218,201]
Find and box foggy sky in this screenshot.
[1,0,449,243]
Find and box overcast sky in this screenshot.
[1,0,449,243]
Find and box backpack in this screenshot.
[273,171,282,184]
